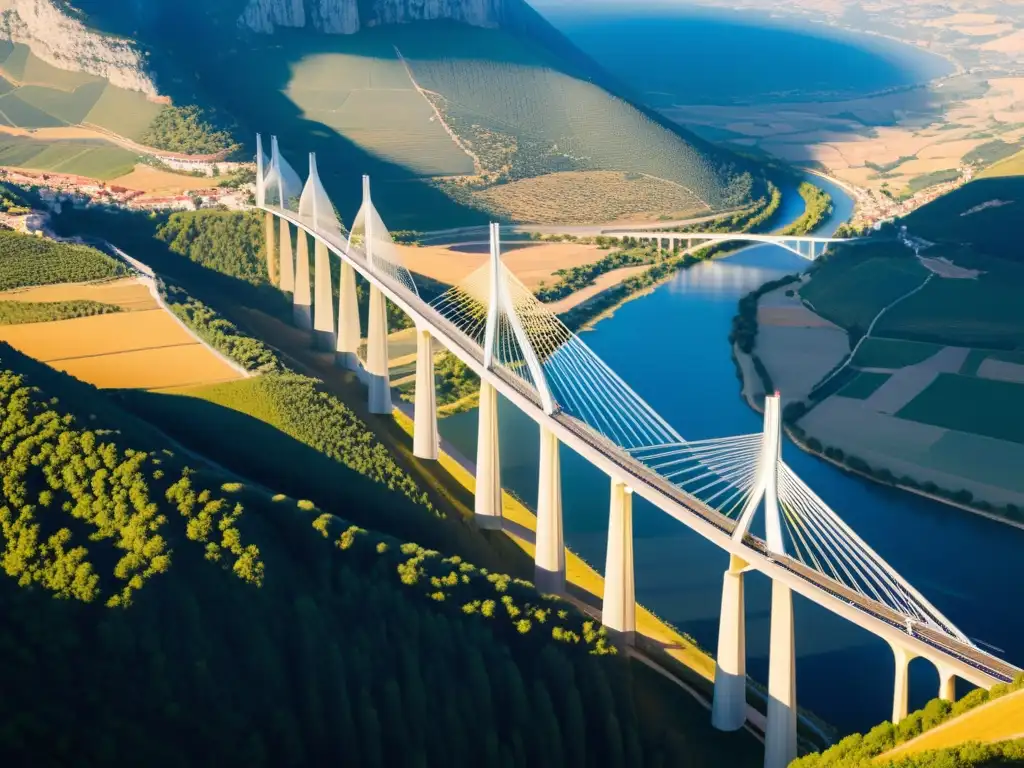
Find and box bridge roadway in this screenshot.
[266,203,1020,689]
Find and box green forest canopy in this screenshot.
[0,343,755,767]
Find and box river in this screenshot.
[437,177,1024,735]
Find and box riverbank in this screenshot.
[732,293,1024,532]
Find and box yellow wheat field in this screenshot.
[0,277,158,311]
[0,300,242,390]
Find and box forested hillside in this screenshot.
[0,342,751,767]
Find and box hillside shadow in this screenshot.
[58,3,762,227]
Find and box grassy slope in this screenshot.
[880,690,1024,762]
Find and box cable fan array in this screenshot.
[431,260,683,449]
[262,137,304,213]
[628,434,764,519]
[346,196,420,298]
[775,462,969,641]
[298,155,347,248]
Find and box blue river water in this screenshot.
[437,177,1024,734]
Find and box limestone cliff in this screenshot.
[238,0,507,35]
[0,0,157,94]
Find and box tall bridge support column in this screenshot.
[937,665,957,703]
[264,212,278,286]
[366,284,392,414]
[313,240,335,350]
[279,217,295,293]
[413,326,438,461]
[474,381,502,530]
[764,580,797,768]
[534,426,565,594]
[602,479,635,645]
[336,261,361,370]
[712,554,749,731]
[891,644,918,724]
[293,231,312,329]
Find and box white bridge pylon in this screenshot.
[254,134,1019,768]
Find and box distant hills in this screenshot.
[0,0,765,228]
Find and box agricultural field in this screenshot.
[979,147,1024,178]
[0,135,138,179]
[837,371,891,399]
[473,171,706,224]
[896,373,1024,444]
[876,257,1024,348]
[800,243,930,331]
[285,47,474,178]
[852,337,945,369]
[0,43,162,141]
[398,240,604,290]
[0,262,242,390]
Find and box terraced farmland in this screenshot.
[0,42,162,141]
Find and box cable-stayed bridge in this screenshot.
[256,135,1019,768]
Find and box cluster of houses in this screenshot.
[0,168,253,213]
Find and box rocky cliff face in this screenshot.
[0,0,157,94]
[238,0,507,35]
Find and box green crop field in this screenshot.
[0,135,137,179]
[897,373,1024,444]
[852,337,945,369]
[961,349,1024,376]
[979,148,1024,178]
[84,84,163,139]
[876,257,1024,348]
[0,44,161,142]
[837,371,891,399]
[801,243,930,331]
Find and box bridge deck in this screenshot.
[265,204,1019,686]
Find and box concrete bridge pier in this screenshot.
[474,381,503,529]
[687,238,693,250]
[336,261,361,370]
[602,479,635,645]
[712,553,749,731]
[313,240,335,350]
[891,643,918,723]
[413,326,438,460]
[938,665,957,702]
[366,284,392,414]
[293,230,313,329]
[264,212,278,286]
[764,580,797,768]
[534,425,565,594]
[279,217,295,294]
